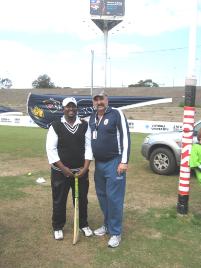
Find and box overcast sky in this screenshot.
[0,0,201,89]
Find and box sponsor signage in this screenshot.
[127,120,183,133]
[0,115,38,127]
[90,0,125,17]
[0,115,183,133]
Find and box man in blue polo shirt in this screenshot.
[89,91,130,248]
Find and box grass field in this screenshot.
[1,126,201,268]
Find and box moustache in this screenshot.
[97,104,105,107]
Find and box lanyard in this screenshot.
[95,114,103,131]
[94,106,108,131]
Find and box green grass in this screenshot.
[1,126,201,268]
[179,102,201,108]
[0,175,35,200]
[92,207,201,268]
[0,126,48,199]
[0,126,47,159]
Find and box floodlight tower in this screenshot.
[90,0,125,89]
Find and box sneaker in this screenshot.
[80,226,93,237]
[108,235,121,248]
[94,225,107,236]
[54,230,63,240]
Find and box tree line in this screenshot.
[0,75,159,89]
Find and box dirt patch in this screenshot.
[125,190,176,212]
[0,184,96,268]
[1,158,199,267]
[124,161,178,213]
[0,156,49,176]
[139,228,162,239]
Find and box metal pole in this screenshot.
[177,0,198,214]
[91,50,94,96]
[103,28,108,89]
[109,57,111,87]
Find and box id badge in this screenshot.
[93,130,97,139]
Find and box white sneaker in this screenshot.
[108,235,121,248]
[54,230,63,240]
[94,225,107,236]
[81,226,93,237]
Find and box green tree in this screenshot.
[32,74,55,88]
[128,79,159,87]
[0,78,12,89]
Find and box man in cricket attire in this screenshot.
[89,91,130,248]
[46,97,93,240]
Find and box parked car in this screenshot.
[141,120,201,175]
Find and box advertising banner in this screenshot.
[90,0,125,16]
[127,120,182,133]
[0,115,183,134]
[0,115,38,127]
[27,93,166,129]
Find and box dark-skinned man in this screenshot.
[46,97,93,240]
[89,91,130,248]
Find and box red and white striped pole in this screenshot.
[177,0,198,214]
[177,107,195,213]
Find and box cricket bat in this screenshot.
[73,174,79,245]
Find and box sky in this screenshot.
[0,0,201,89]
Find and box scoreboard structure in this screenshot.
[90,0,125,31]
[90,0,125,88]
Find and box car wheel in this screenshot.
[150,148,176,175]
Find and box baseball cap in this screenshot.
[62,97,77,107]
[92,90,108,100]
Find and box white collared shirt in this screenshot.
[46,116,93,164]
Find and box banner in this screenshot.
[0,115,38,127]
[27,93,168,129]
[90,0,125,16]
[0,106,19,114]
[127,120,182,133]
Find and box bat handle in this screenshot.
[74,175,79,198]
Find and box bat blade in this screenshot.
[73,175,79,245]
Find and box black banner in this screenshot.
[27,93,164,129]
[0,106,18,114]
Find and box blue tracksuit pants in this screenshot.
[94,156,126,235]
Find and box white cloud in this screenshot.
[0,0,200,88]
[0,40,92,88]
[0,0,97,38]
[84,41,143,59]
[112,0,201,36]
[0,0,200,36]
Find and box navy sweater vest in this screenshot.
[52,120,88,169]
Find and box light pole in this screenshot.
[103,28,108,88]
[90,1,124,90]
[196,58,201,86]
[172,67,176,87]
[108,56,111,87]
[91,50,94,96]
